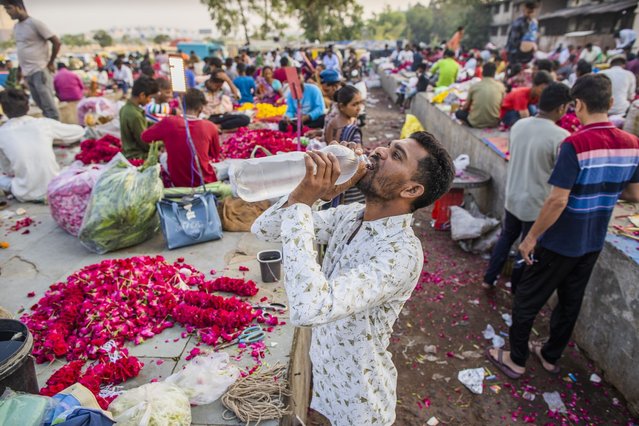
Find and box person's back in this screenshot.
[506,117,569,221]
[601,59,636,116]
[141,115,220,187]
[467,77,505,128]
[0,89,83,201]
[233,64,255,104]
[54,65,84,102]
[431,52,459,87]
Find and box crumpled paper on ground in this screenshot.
[457,368,485,394]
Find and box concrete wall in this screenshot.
[574,245,639,416]
[376,72,639,414]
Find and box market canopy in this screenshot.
[539,0,637,20]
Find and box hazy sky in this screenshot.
[23,0,410,35]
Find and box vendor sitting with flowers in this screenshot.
[204,71,251,131]
[278,67,326,132]
[141,89,220,188]
[0,89,84,201]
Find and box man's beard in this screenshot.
[356,166,396,202]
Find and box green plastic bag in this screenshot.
[0,388,54,426]
[78,145,163,254]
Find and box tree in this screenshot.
[253,0,287,40]
[460,3,492,49]
[286,0,364,42]
[405,3,434,44]
[61,33,90,47]
[153,34,171,45]
[366,6,407,41]
[93,30,113,48]
[200,0,256,45]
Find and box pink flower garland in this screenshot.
[221,127,307,159]
[198,276,259,297]
[75,135,122,165]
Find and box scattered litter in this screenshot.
[568,373,577,382]
[457,368,485,394]
[543,391,567,413]
[489,385,501,394]
[427,416,440,426]
[270,342,278,347]
[468,299,480,306]
[499,331,509,337]
[590,373,602,384]
[485,375,496,381]
[613,397,620,406]
[505,281,512,289]
[424,344,437,354]
[461,350,481,359]
[501,313,512,327]
[425,355,438,362]
[384,133,395,138]
[15,208,26,216]
[432,373,445,381]
[482,324,505,348]
[523,391,536,401]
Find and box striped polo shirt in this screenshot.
[540,122,639,257]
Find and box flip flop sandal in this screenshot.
[528,341,560,374]
[485,347,523,380]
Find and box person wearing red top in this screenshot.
[53,63,84,102]
[141,88,220,188]
[273,57,289,83]
[501,70,552,127]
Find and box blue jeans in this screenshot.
[483,210,534,293]
[26,70,59,120]
[502,105,536,128]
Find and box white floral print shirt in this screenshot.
[252,198,423,426]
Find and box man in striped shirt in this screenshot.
[487,73,639,378]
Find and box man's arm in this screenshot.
[621,182,639,202]
[628,74,636,102]
[140,119,165,144]
[48,36,61,73]
[47,119,84,144]
[280,203,421,326]
[307,88,325,121]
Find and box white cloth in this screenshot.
[252,198,422,426]
[617,29,637,50]
[0,116,84,201]
[113,65,133,86]
[14,17,55,77]
[390,49,400,61]
[398,50,413,64]
[558,48,570,65]
[322,53,340,71]
[578,45,602,64]
[601,66,637,116]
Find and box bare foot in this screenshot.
[529,341,560,373]
[488,348,526,375]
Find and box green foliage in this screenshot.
[0,38,15,51]
[61,33,90,47]
[365,6,406,40]
[153,34,171,45]
[286,0,364,42]
[93,30,113,48]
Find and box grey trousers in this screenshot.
[26,70,59,120]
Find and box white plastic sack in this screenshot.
[165,352,240,405]
[450,206,500,241]
[108,382,191,426]
[453,154,470,177]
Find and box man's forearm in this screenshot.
[49,38,61,66]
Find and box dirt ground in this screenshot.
[308,87,638,426]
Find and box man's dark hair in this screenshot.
[538,82,572,112]
[114,59,123,67]
[532,70,553,86]
[210,57,223,69]
[570,74,612,113]
[482,62,497,78]
[629,52,637,61]
[585,42,593,49]
[2,0,25,9]
[246,65,256,76]
[417,62,428,72]
[131,76,159,97]
[57,62,67,70]
[156,77,171,90]
[224,57,233,68]
[236,63,246,74]
[184,88,207,111]
[0,88,29,118]
[576,59,592,76]
[534,58,553,72]
[610,56,627,67]
[524,1,537,10]
[409,131,455,211]
[457,26,464,32]
[444,49,454,58]
[280,56,289,67]
[209,69,226,83]
[614,30,621,38]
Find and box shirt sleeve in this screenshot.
[548,141,580,189]
[307,87,326,121]
[513,90,530,112]
[32,18,55,40]
[279,203,420,326]
[285,92,297,119]
[140,119,165,143]
[46,119,84,144]
[207,121,221,161]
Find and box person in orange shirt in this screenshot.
[447,26,464,56]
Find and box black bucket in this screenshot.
[0,319,38,395]
[257,250,282,283]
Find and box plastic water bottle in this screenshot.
[230,144,370,202]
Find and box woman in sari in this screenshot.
[256,66,283,104]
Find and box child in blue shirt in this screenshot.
[233,63,256,104]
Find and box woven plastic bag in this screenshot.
[108,383,191,426]
[0,388,57,426]
[78,145,163,254]
[400,114,425,139]
[165,352,240,405]
[48,162,105,237]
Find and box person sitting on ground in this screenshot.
[141,88,220,187]
[0,89,84,201]
[251,131,455,426]
[400,63,430,112]
[456,62,505,128]
[256,65,283,104]
[145,77,180,123]
[601,55,636,117]
[430,49,459,88]
[112,58,133,95]
[53,62,84,102]
[233,63,256,104]
[203,70,251,130]
[578,42,603,65]
[224,57,238,81]
[279,68,326,132]
[500,70,553,127]
[120,77,159,160]
[482,83,572,293]
[273,56,289,83]
[487,73,639,380]
[322,46,340,73]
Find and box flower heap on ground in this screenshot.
[236,103,287,120]
[22,255,266,408]
[221,127,308,159]
[75,134,122,165]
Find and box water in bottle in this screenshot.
[230,144,369,202]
